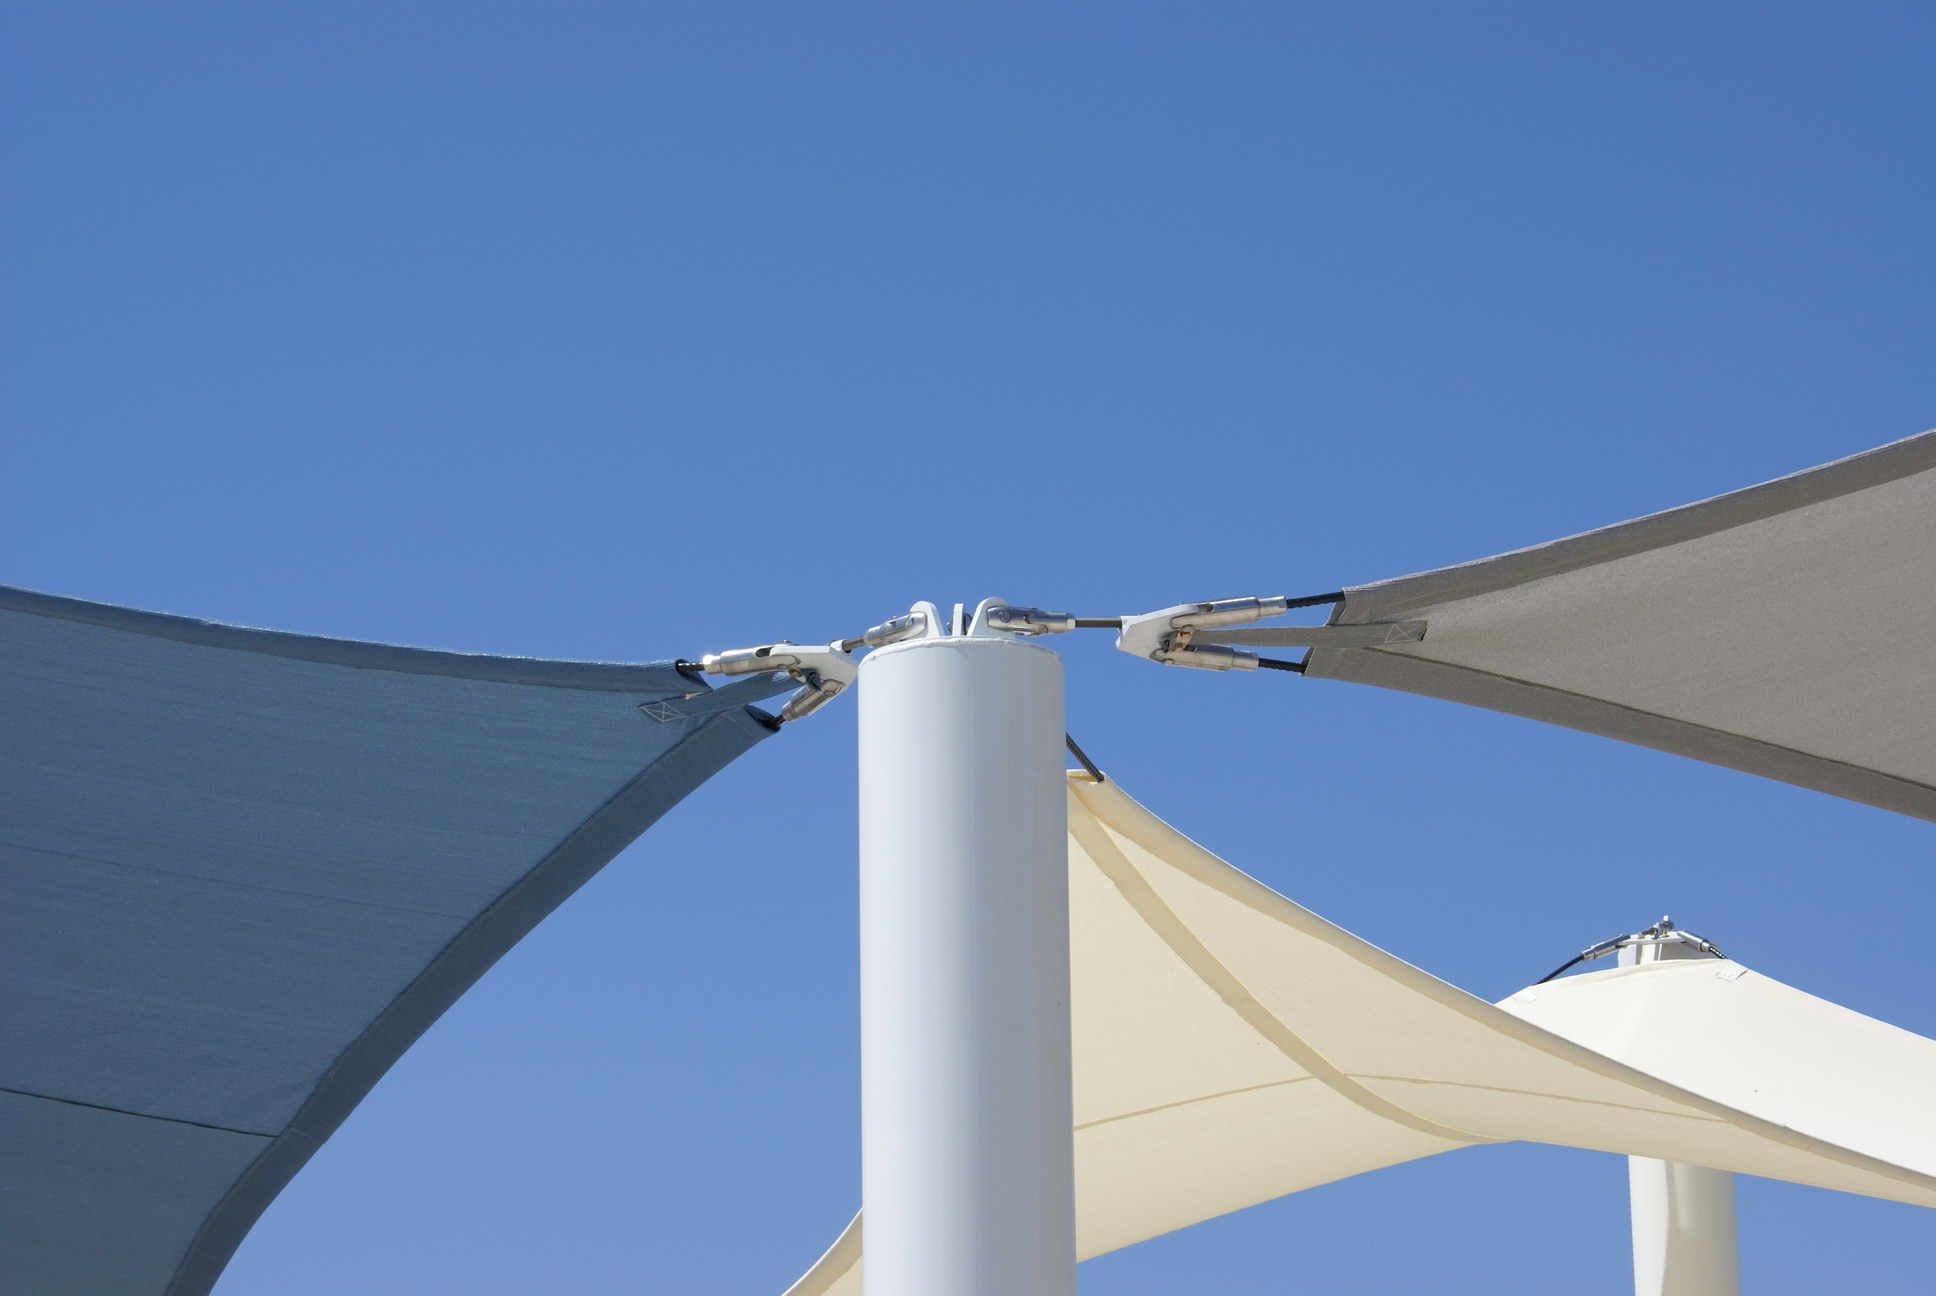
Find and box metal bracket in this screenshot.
[972,598,1077,638]
[862,598,1078,644]
[1533,915,1725,984]
[1616,915,1726,961]
[982,604,1077,636]
[686,597,1079,725]
[1115,596,1296,671]
[688,602,934,727]
[1116,595,1426,671]
[852,606,935,649]
[697,640,860,724]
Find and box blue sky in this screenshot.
[6,4,1934,1292]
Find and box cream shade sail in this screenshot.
[1291,431,1936,821]
[784,772,1936,1295]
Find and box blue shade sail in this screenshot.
[0,586,785,1296]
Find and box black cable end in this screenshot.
[1065,734,1106,782]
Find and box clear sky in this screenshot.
[6,4,1934,1293]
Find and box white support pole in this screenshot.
[1620,941,1740,1296]
[857,606,1075,1296]
[1627,1158,1740,1296]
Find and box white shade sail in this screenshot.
[784,772,1936,1295]
[1499,956,1936,1183]
[1294,431,1936,821]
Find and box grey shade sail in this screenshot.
[1298,431,1936,821]
[0,586,787,1296]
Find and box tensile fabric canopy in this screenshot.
[1216,431,1936,820]
[0,586,787,1296]
[1501,955,1936,1183]
[784,772,1936,1294]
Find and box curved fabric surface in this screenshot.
[1297,430,1936,821]
[1498,957,1936,1179]
[0,586,787,1296]
[785,773,1936,1295]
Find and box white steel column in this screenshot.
[1627,1157,1740,1296]
[1621,940,1740,1296]
[857,605,1075,1296]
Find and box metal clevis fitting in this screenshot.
[697,640,860,724]
[1114,596,1294,671]
[1617,915,1726,961]
[692,597,1082,725]
[984,605,1077,636]
[857,611,930,648]
[1534,915,1726,985]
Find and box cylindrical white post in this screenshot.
[857,616,1075,1296]
[1627,1157,1740,1296]
[1621,940,1740,1296]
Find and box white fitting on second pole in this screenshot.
[857,601,1075,1296]
[1620,940,1740,1296]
